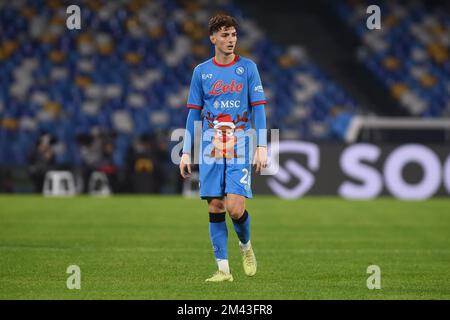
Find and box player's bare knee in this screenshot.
[227,204,245,220]
[207,198,225,213]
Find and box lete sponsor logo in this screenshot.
[208,80,243,95]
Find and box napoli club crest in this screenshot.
[235,66,245,75]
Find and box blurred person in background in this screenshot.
[77,129,117,193]
[27,132,57,193]
[126,133,164,193]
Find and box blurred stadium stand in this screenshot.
[238,0,450,143]
[334,0,450,118]
[0,0,448,193]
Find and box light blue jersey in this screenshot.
[186,55,266,198]
[187,55,266,125]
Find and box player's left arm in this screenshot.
[253,105,267,173]
[248,61,267,173]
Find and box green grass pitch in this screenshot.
[0,195,449,299]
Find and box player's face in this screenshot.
[210,27,237,55]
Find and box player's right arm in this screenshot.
[180,66,203,179]
[180,108,201,178]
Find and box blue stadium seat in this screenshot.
[0,0,366,166]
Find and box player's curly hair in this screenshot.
[208,14,238,35]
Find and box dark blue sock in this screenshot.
[232,210,250,244]
[209,212,228,260]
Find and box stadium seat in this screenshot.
[335,0,450,118]
[0,0,363,168]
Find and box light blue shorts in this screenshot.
[199,159,252,199]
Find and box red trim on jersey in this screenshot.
[212,55,240,67]
[250,100,266,107]
[187,104,203,110]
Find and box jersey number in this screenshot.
[240,168,249,185]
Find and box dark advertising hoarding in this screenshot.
[253,141,450,199]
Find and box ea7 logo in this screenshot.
[266,141,319,199]
[202,73,213,79]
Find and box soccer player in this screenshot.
[179,14,267,282]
